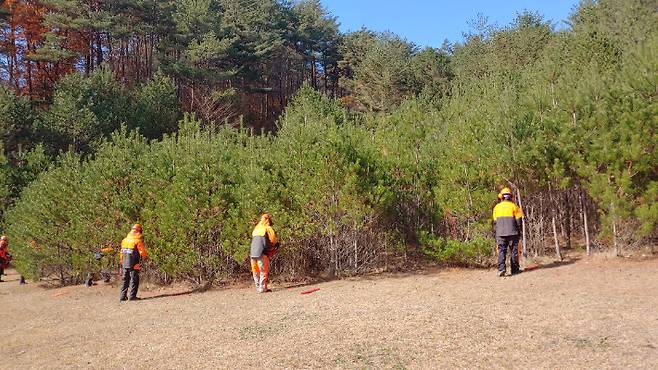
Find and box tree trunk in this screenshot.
[353,239,358,270]
[611,201,619,256]
[96,32,103,66]
[328,229,336,278]
[572,111,577,126]
[85,43,91,76]
[107,33,113,69]
[311,57,317,89]
[580,190,591,255]
[26,58,33,98]
[565,191,571,249]
[538,195,544,257]
[528,204,535,256]
[552,216,562,261]
[323,60,328,94]
[120,38,126,80]
[516,189,527,258]
[9,17,18,89]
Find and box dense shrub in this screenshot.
[2,1,656,284]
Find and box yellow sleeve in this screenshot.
[137,239,148,258]
[266,227,278,245]
[515,204,524,219]
[492,205,499,222]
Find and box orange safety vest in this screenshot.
[120,231,147,270]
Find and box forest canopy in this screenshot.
[0,0,656,283]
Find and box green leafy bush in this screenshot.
[420,233,492,267]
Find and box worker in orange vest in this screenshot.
[493,188,524,277]
[0,235,11,282]
[250,214,279,293]
[119,224,148,301]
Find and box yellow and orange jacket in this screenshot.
[492,200,524,237]
[250,217,278,258]
[120,231,147,270]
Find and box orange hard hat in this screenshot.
[131,224,142,232]
[500,187,512,195]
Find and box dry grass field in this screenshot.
[2,254,657,369]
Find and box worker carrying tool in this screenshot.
[85,245,116,286]
[119,224,148,301]
[98,245,116,283]
[0,235,12,282]
[492,187,524,277]
[250,214,279,293]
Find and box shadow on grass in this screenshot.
[141,284,211,301]
[281,281,322,290]
[522,257,580,273]
[278,265,446,290]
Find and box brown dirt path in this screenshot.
[1,256,657,369]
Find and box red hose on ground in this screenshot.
[300,287,320,295]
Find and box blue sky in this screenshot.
[320,0,581,47]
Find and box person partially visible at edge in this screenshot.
[0,235,12,282]
[250,214,279,293]
[86,245,116,286]
[99,245,116,283]
[119,224,148,301]
[493,188,524,277]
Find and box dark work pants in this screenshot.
[497,235,520,273]
[119,268,140,300]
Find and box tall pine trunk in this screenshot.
[552,216,562,261]
[516,189,527,258]
[564,191,571,249]
[580,190,591,255]
[549,186,562,261]
[611,201,619,256]
[538,195,545,257]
